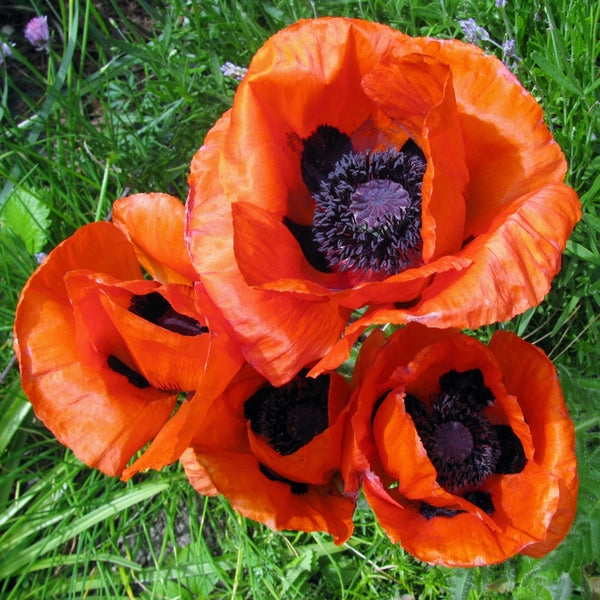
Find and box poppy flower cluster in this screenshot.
[14,17,579,567]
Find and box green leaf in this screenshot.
[0,384,30,457]
[530,51,583,96]
[0,187,51,254]
[0,481,169,580]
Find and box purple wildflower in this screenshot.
[24,16,50,52]
[220,61,247,81]
[503,39,517,58]
[496,0,507,7]
[0,41,14,66]
[459,18,490,44]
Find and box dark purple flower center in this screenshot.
[129,292,208,336]
[433,421,474,463]
[244,373,330,456]
[296,125,426,276]
[404,369,527,502]
[106,354,150,389]
[258,463,309,495]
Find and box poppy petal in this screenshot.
[418,38,569,228]
[184,450,355,544]
[336,182,581,334]
[199,268,350,386]
[13,223,176,476]
[346,325,577,565]
[112,192,197,284]
[488,331,578,557]
[120,306,245,479]
[362,52,469,261]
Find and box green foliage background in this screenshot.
[0,0,598,598]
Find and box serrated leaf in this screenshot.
[448,568,472,600]
[0,187,51,254]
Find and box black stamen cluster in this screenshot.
[439,368,495,410]
[107,354,150,389]
[312,148,426,275]
[404,369,526,495]
[244,374,330,456]
[300,125,354,195]
[420,490,495,520]
[414,391,501,492]
[129,292,208,336]
[259,463,309,495]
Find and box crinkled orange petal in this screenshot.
[489,331,578,557]
[112,192,197,284]
[232,199,471,308]
[184,449,355,544]
[178,366,355,542]
[336,182,581,336]
[186,111,235,275]
[219,19,419,222]
[180,448,219,496]
[13,223,176,476]
[361,469,549,567]
[413,37,569,228]
[199,269,350,386]
[363,52,468,261]
[120,307,246,479]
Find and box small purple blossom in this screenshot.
[496,0,507,7]
[502,39,516,58]
[0,41,14,66]
[220,61,247,81]
[459,18,490,44]
[24,16,50,52]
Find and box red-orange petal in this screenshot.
[363,52,468,262]
[199,269,350,386]
[180,365,356,543]
[112,192,197,284]
[120,296,246,479]
[488,331,578,557]
[13,223,176,476]
[346,325,577,566]
[414,37,569,229]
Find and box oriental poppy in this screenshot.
[345,325,578,566]
[185,17,580,385]
[14,194,244,477]
[180,364,357,544]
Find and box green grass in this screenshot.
[1,0,599,598]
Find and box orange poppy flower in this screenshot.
[14,194,244,477]
[186,17,580,384]
[180,364,357,544]
[345,324,578,566]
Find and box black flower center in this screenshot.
[258,463,309,495]
[107,354,150,389]
[243,373,330,456]
[405,369,527,495]
[129,292,208,336]
[297,125,426,277]
[433,421,474,463]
